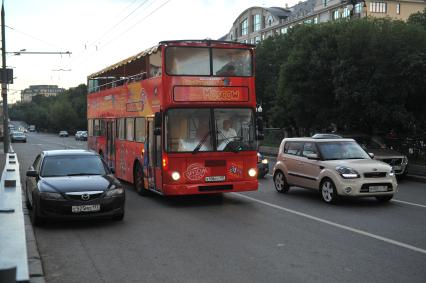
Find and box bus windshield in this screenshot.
[165,108,256,152]
[165,47,252,76]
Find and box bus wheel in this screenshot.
[134,163,149,196]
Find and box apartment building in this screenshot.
[20,85,65,102]
[222,0,426,43]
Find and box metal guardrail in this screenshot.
[0,151,29,282]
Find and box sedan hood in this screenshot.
[39,175,118,193]
[324,159,392,172]
[366,148,405,159]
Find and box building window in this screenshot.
[281,27,288,34]
[314,17,319,24]
[333,10,340,20]
[355,3,362,13]
[342,7,350,18]
[253,14,261,31]
[396,3,400,14]
[267,15,273,27]
[323,0,328,7]
[241,18,248,35]
[255,36,261,43]
[230,31,233,40]
[370,2,387,13]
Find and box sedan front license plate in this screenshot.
[72,204,100,213]
[205,176,225,182]
[369,185,388,192]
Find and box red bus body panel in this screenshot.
[87,40,258,195]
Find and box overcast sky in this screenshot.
[5,0,298,103]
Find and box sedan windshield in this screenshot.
[41,155,108,177]
[317,141,370,160]
[165,108,256,152]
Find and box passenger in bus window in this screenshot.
[217,119,238,150]
[221,119,237,140]
[179,121,212,151]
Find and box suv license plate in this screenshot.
[72,204,101,213]
[369,185,388,192]
[205,176,225,182]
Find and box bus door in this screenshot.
[146,119,163,192]
[106,120,115,170]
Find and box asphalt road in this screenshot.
[13,132,426,283]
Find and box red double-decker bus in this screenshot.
[87,40,262,196]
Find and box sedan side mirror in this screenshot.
[26,170,38,177]
[368,152,375,159]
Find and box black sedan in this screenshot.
[25,150,125,225]
[257,152,269,178]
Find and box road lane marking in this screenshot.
[262,175,426,208]
[233,193,426,255]
[392,199,426,209]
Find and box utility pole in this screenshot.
[1,1,10,153]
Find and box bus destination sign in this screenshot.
[174,86,249,102]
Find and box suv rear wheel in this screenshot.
[320,178,339,204]
[274,171,290,193]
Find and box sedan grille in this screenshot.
[65,191,104,201]
[364,172,387,178]
[381,158,403,166]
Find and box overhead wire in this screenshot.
[66,0,172,72]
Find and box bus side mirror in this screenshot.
[256,116,264,140]
[154,112,162,135]
[256,116,264,132]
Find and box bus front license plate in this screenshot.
[72,204,101,213]
[205,176,225,182]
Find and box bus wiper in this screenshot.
[217,130,242,153]
[192,131,211,154]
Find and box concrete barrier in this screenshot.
[0,152,29,282]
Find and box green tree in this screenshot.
[407,8,426,28]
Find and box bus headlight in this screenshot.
[171,171,181,181]
[248,168,257,177]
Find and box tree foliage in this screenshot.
[255,18,426,136]
[9,84,87,133]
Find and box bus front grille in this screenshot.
[199,185,233,192]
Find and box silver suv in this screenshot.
[273,138,398,204]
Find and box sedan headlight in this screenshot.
[105,187,124,197]
[39,192,64,200]
[336,166,360,179]
[402,156,408,165]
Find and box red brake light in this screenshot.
[162,155,168,169]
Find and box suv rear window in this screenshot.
[284,141,303,155]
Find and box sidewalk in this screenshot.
[0,142,45,283]
[259,145,426,183]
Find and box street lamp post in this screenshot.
[1,2,10,153]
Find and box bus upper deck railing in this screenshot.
[88,72,148,93]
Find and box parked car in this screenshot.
[11,131,27,143]
[312,133,342,139]
[273,137,398,204]
[75,130,88,141]
[25,150,125,225]
[59,130,69,137]
[80,131,88,141]
[343,134,409,178]
[257,152,269,178]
